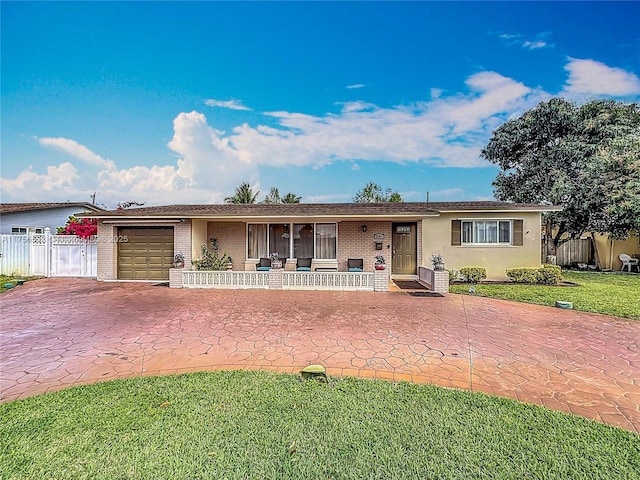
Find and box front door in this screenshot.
[392,223,416,275]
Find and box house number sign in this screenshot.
[396,226,411,233]
[373,233,385,240]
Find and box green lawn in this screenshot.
[0,275,39,293]
[1,371,638,479]
[450,271,640,320]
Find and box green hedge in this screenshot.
[459,267,487,283]
[506,265,562,285]
[537,264,563,285]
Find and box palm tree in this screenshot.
[224,182,260,204]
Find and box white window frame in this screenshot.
[11,226,44,235]
[460,220,513,245]
[246,222,338,260]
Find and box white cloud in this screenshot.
[4,58,637,206]
[204,99,251,110]
[563,58,640,96]
[1,163,82,198]
[351,163,360,171]
[498,32,553,50]
[522,40,547,50]
[346,84,365,89]
[37,137,116,170]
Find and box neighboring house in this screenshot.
[590,231,639,271]
[0,202,104,235]
[87,202,559,283]
[546,229,640,271]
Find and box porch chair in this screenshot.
[619,254,639,272]
[347,258,364,272]
[256,258,272,271]
[296,258,312,271]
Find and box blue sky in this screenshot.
[2,1,639,207]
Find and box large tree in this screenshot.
[482,98,640,249]
[262,187,282,204]
[353,182,403,203]
[281,192,301,203]
[224,182,260,204]
[262,187,301,203]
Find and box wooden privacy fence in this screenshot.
[0,228,97,277]
[554,239,592,266]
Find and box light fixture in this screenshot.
[361,225,368,233]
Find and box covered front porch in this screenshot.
[190,218,424,276]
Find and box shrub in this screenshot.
[459,267,486,283]
[191,244,231,271]
[447,269,461,283]
[537,264,562,285]
[506,268,539,284]
[56,216,97,239]
[506,265,563,285]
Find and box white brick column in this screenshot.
[173,220,192,269]
[432,270,449,293]
[374,269,389,292]
[169,268,183,288]
[96,221,117,281]
[268,268,284,290]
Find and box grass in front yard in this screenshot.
[0,275,39,293]
[1,371,638,479]
[450,271,640,320]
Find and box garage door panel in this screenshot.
[118,227,174,280]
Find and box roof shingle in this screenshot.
[85,201,559,219]
[0,202,105,215]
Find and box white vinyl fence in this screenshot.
[0,228,97,277]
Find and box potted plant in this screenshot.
[173,252,185,268]
[226,256,233,271]
[269,252,282,269]
[374,254,386,270]
[430,253,445,271]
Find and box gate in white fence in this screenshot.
[0,228,97,277]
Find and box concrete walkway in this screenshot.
[1,278,638,433]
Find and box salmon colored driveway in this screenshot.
[1,278,638,433]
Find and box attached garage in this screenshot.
[117,227,174,280]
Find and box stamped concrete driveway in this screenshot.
[1,278,638,432]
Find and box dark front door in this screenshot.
[392,223,416,275]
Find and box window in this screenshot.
[248,224,267,259]
[269,224,290,259]
[293,223,314,258]
[464,220,510,244]
[11,226,43,235]
[247,223,337,259]
[315,223,336,259]
[457,220,517,245]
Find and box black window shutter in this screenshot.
[513,220,524,246]
[451,220,461,246]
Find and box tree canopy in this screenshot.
[353,182,403,203]
[262,187,301,204]
[224,182,260,204]
[482,98,640,244]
